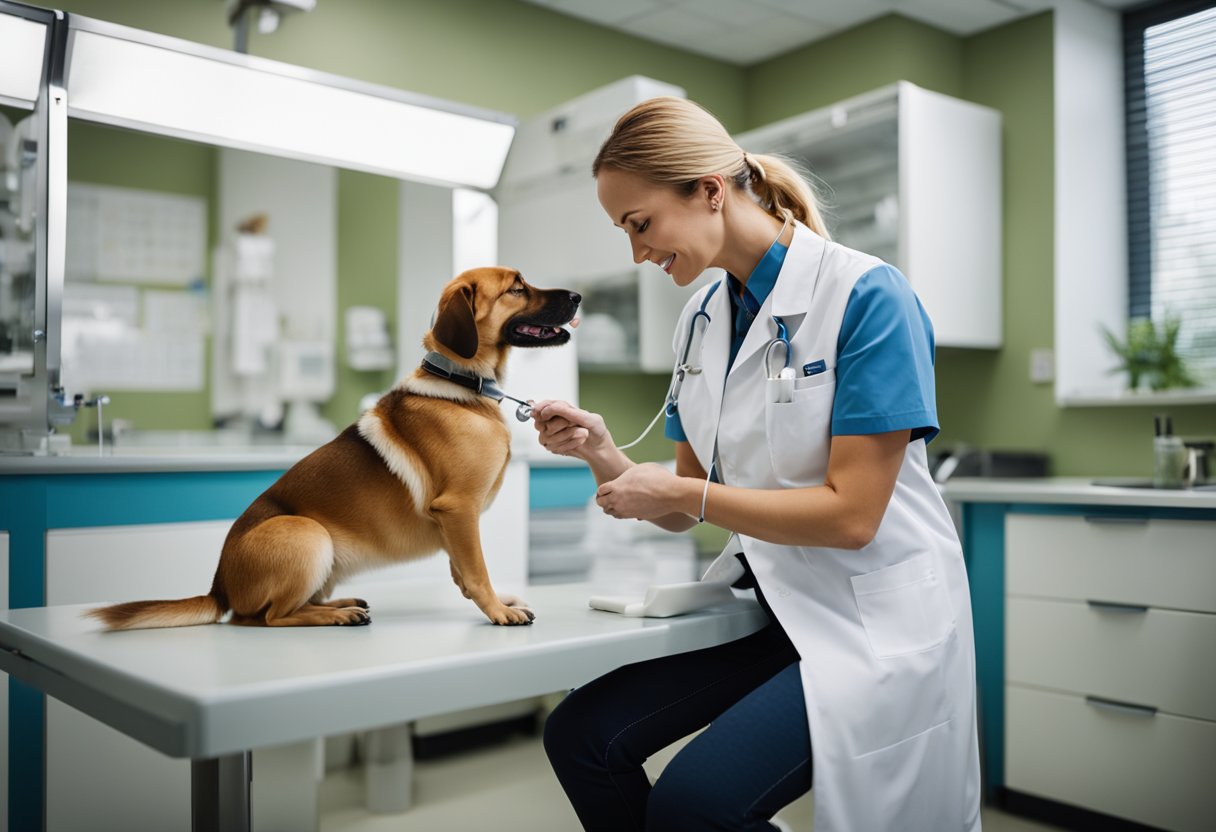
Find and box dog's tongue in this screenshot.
[569,317,580,329]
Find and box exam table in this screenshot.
[0,581,765,832]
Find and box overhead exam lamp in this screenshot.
[63,14,516,190]
[226,0,316,55]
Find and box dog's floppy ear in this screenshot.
[432,283,479,359]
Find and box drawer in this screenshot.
[1006,514,1216,612]
[1007,597,1216,721]
[1006,684,1216,832]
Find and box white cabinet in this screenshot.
[497,76,707,373]
[735,82,1002,349]
[1003,514,1216,832]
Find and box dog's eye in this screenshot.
[507,286,526,296]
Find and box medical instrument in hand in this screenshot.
[420,352,535,422]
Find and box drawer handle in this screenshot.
[1085,695,1157,718]
[1087,599,1149,614]
[1082,515,1149,525]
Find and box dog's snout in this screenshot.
[568,291,582,306]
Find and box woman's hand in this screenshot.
[531,400,613,460]
[596,463,686,521]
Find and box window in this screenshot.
[1124,0,1216,385]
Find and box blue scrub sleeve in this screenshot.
[831,265,940,443]
[664,409,688,442]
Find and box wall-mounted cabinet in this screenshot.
[735,82,1003,349]
[497,76,706,374]
[498,166,702,371]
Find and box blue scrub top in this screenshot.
[666,243,939,445]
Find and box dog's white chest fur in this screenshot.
[357,410,431,510]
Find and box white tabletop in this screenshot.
[0,583,766,760]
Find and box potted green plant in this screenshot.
[1102,314,1198,392]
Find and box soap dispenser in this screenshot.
[1153,414,1187,488]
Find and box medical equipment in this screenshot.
[589,580,738,618]
[614,292,794,448]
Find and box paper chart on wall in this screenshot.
[59,284,206,392]
[66,183,206,286]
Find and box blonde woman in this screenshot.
[533,97,980,831]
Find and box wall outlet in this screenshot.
[1029,348,1055,384]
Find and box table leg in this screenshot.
[364,723,414,813]
[192,751,251,832]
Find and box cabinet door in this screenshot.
[1005,514,1216,612]
[899,83,1002,349]
[1007,684,1216,832]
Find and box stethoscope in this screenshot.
[667,287,794,405]
[615,280,792,451]
[616,213,798,452]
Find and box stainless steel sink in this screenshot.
[1092,478,1216,492]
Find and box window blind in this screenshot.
[1124,0,1216,383]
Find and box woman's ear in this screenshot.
[432,283,479,359]
[700,174,726,212]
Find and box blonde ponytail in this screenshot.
[742,152,831,239]
[594,97,831,240]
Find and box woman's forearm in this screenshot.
[579,444,634,486]
[670,477,872,549]
[582,447,699,533]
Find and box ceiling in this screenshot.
[518,0,1145,65]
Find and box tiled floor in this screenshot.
[318,731,1059,831]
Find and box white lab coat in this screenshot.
[680,222,982,831]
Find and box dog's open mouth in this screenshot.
[507,321,573,347]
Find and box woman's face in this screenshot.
[596,169,722,287]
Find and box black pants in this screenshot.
[543,575,812,831]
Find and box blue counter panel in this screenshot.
[529,465,597,510]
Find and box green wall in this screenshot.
[745,15,965,124]
[45,1,1216,484]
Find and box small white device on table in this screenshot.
[0,582,764,832]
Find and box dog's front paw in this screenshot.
[488,602,535,626]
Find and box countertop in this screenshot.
[941,476,1216,509]
[0,434,582,475]
[0,443,320,474]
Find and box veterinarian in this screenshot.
[531,96,981,832]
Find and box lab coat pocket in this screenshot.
[763,369,834,487]
[852,554,956,659]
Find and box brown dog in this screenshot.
[87,267,580,629]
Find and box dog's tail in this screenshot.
[84,594,226,631]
